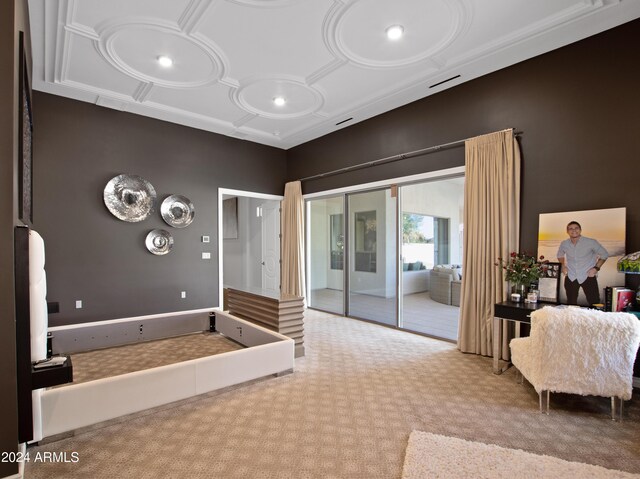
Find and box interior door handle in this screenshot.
[261,261,265,265]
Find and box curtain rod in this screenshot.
[298,128,522,182]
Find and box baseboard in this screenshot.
[49,308,216,354]
[634,376,640,389]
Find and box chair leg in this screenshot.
[539,391,543,413]
[515,369,523,384]
[546,390,550,415]
[538,390,550,414]
[611,397,624,422]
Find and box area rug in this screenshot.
[401,431,640,479]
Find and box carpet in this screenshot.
[402,431,640,479]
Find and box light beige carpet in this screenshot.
[402,431,640,479]
[67,332,243,385]
[25,310,640,478]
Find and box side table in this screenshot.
[493,301,548,374]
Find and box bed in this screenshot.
[16,226,295,442]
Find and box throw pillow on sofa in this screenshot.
[433,265,462,281]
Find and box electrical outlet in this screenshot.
[75,300,83,309]
[181,291,186,299]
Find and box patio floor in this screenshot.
[309,288,459,341]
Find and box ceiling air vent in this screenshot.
[429,75,461,89]
[335,117,353,126]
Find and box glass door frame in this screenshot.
[304,166,465,331]
[345,186,398,326]
[305,193,348,316]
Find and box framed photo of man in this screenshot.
[537,207,626,306]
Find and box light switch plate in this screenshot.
[202,235,210,243]
[202,252,211,259]
[75,300,82,309]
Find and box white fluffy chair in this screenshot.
[510,306,640,419]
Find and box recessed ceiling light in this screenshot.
[386,25,404,41]
[157,56,173,68]
[273,96,286,107]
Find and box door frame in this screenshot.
[303,166,465,329]
[218,188,284,308]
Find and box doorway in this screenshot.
[218,189,283,307]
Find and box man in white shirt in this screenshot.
[557,221,608,306]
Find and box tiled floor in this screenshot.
[309,288,459,341]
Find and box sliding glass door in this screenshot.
[306,175,464,341]
[307,196,344,314]
[347,188,397,326]
[399,178,464,340]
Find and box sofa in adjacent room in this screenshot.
[402,261,430,295]
[429,265,462,306]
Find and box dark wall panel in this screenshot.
[33,93,286,326]
[1,0,29,474]
[287,19,640,274]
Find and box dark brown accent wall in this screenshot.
[33,93,287,326]
[287,19,640,275]
[1,0,29,474]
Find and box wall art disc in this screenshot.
[103,174,157,222]
[160,195,195,228]
[145,229,174,255]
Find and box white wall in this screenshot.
[349,190,395,298]
[309,197,344,291]
[248,197,264,288]
[223,197,280,290]
[223,196,249,289]
[326,199,344,291]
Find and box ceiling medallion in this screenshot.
[326,0,469,68]
[233,77,324,119]
[96,20,226,89]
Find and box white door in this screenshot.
[261,202,280,291]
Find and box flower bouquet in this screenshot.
[496,252,547,293]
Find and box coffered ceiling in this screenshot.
[28,0,640,149]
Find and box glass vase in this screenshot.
[510,283,527,302]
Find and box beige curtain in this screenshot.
[281,181,306,299]
[458,130,520,357]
